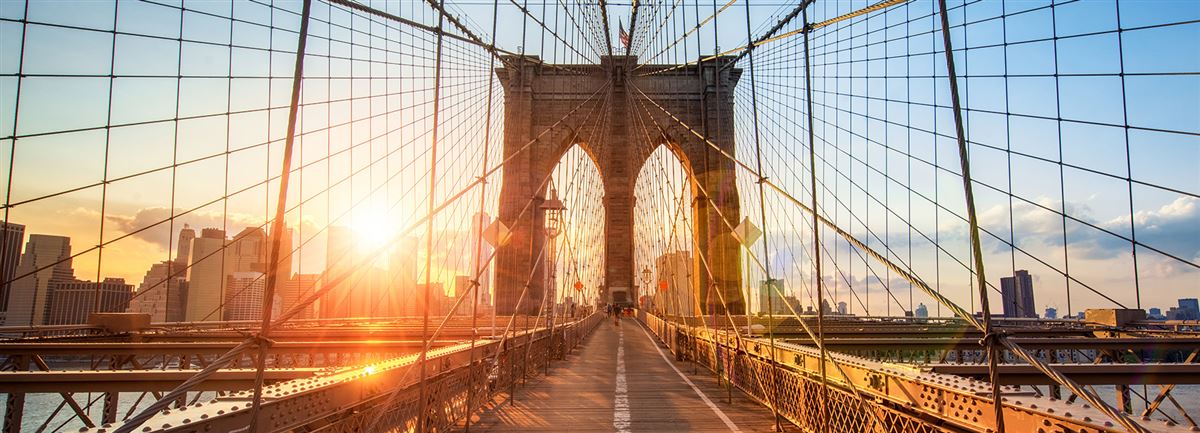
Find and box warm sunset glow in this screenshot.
[352,209,397,254]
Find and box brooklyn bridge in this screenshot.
[0,0,1196,432]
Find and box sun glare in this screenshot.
[353,209,397,253]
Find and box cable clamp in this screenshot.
[251,333,277,349]
[978,329,1006,348]
[756,176,769,185]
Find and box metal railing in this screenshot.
[640,312,1194,433]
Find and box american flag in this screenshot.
[618,22,630,49]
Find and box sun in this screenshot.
[352,208,397,253]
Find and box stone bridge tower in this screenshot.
[494,55,744,316]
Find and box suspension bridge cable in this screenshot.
[632,95,892,433]
[635,80,1152,431]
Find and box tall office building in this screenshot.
[225,271,269,321]
[836,301,848,316]
[281,273,318,320]
[46,278,133,325]
[757,278,787,315]
[266,224,293,301]
[915,303,929,318]
[5,234,74,326]
[1169,298,1199,320]
[226,227,267,273]
[654,251,693,316]
[175,224,195,265]
[469,212,493,307]
[413,282,448,317]
[0,221,25,324]
[1180,298,1199,314]
[357,266,392,318]
[129,260,188,322]
[390,236,420,316]
[321,226,357,319]
[186,228,227,321]
[1000,270,1037,318]
[453,275,473,316]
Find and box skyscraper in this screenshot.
[175,224,195,265]
[390,236,420,316]
[1180,298,1199,314]
[454,275,473,316]
[359,266,391,317]
[225,227,267,274]
[414,282,448,317]
[225,271,268,321]
[0,221,25,324]
[1172,298,1199,320]
[186,228,227,321]
[280,273,318,320]
[46,278,133,325]
[129,260,188,322]
[915,303,929,318]
[266,224,293,308]
[757,278,786,315]
[469,212,493,307]
[654,251,693,316]
[5,234,74,326]
[1000,270,1036,318]
[321,226,357,319]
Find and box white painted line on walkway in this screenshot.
[614,326,632,433]
[637,323,743,433]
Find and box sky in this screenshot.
[0,0,1195,317]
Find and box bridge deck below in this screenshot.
[459,318,795,432]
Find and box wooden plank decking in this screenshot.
[458,318,796,432]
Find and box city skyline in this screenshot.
[2,215,1194,325]
[0,0,1195,323]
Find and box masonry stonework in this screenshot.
[495,55,744,315]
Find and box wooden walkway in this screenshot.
[458,318,796,432]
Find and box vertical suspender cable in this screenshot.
[248,0,313,431]
[934,0,1004,430]
[800,10,828,433]
[740,0,782,429]
[466,0,503,429]
[420,0,448,430]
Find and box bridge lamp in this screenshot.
[541,186,566,317]
[641,267,652,311]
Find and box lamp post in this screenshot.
[541,185,566,368]
[641,266,652,312]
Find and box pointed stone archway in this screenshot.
[494,55,744,315]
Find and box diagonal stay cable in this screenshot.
[634,72,1153,433]
[631,93,888,432]
[643,0,910,76]
[112,78,610,433]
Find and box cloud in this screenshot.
[975,196,1200,266]
[104,207,270,251]
[1102,196,1200,262]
